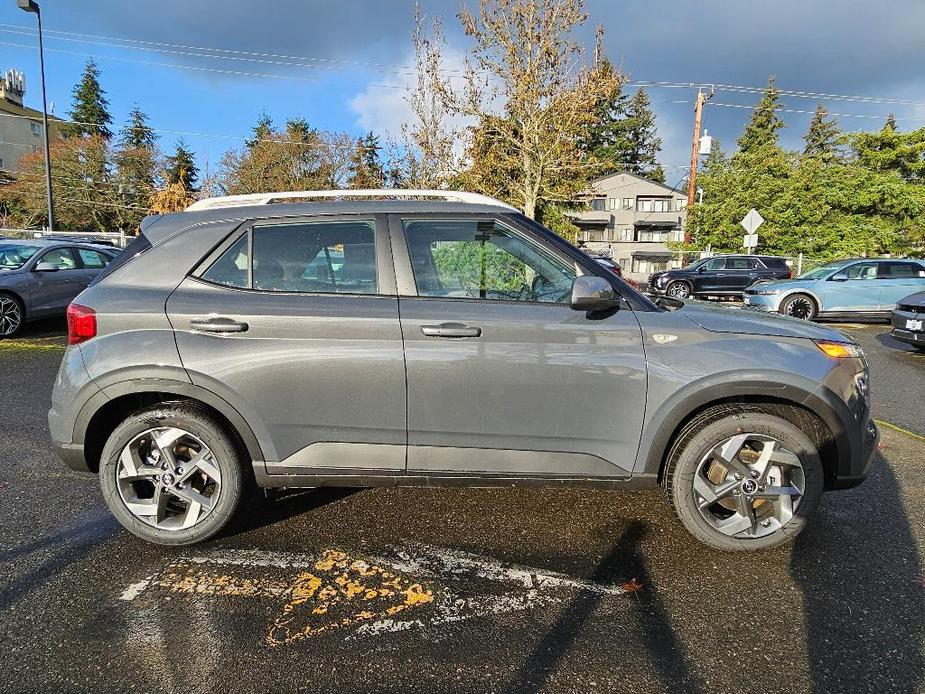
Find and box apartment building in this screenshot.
[0,68,63,174]
[568,171,688,282]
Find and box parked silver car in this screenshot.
[0,239,116,337]
[49,190,878,551]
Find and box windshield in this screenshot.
[798,262,846,280]
[0,244,40,270]
[685,258,709,271]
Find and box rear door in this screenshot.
[393,214,647,479]
[166,214,407,474]
[724,256,757,291]
[877,261,925,310]
[28,246,86,315]
[73,247,114,287]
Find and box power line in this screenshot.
[708,101,925,123]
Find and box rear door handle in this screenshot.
[190,317,249,334]
[420,322,482,338]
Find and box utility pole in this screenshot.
[685,86,712,243]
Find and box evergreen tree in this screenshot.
[114,107,159,231]
[847,121,925,183]
[885,113,897,132]
[67,59,113,139]
[737,76,785,154]
[802,103,841,162]
[246,112,274,149]
[119,105,157,150]
[164,139,198,191]
[579,59,630,176]
[348,133,384,189]
[621,88,664,182]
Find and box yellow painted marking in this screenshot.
[0,340,65,352]
[876,419,925,442]
[144,550,434,647]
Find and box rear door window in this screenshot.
[76,248,112,269]
[727,258,751,270]
[201,220,377,294]
[880,261,925,278]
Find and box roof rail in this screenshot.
[185,189,517,212]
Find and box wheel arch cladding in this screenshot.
[79,383,263,474]
[645,385,844,490]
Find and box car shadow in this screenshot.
[506,521,705,694]
[223,487,362,537]
[875,331,922,355]
[791,454,925,692]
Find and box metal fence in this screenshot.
[0,228,131,248]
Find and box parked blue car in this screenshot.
[743,258,925,321]
[0,239,117,337]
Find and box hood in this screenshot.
[747,278,816,292]
[899,291,925,309]
[678,300,850,341]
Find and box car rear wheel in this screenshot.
[780,293,817,320]
[666,281,691,300]
[0,293,24,338]
[99,402,249,545]
[665,409,824,551]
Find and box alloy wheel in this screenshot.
[668,283,690,299]
[0,296,22,336]
[116,427,222,531]
[785,296,814,320]
[693,433,804,539]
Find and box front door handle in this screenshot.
[190,317,249,334]
[420,322,482,338]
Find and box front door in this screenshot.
[819,261,881,313]
[393,215,647,479]
[166,215,407,474]
[695,257,728,292]
[29,247,86,315]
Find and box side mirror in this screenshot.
[34,262,59,272]
[830,272,848,282]
[570,276,620,312]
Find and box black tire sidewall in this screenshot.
[669,413,824,551]
[99,404,246,546]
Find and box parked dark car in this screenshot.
[649,255,792,300]
[49,189,877,552]
[890,291,925,351]
[0,239,117,337]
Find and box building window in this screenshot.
[0,158,4,170]
[631,258,670,274]
[618,227,633,241]
[31,121,41,137]
[637,198,671,213]
[607,229,615,241]
[608,197,618,211]
[622,197,633,210]
[677,198,688,210]
[590,198,606,212]
[587,230,604,242]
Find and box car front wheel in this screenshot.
[666,281,691,300]
[665,409,824,551]
[0,293,24,338]
[99,402,249,545]
[780,293,817,320]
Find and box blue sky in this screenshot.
[1,0,923,186]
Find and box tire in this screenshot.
[665,408,824,551]
[0,292,25,338]
[99,402,250,545]
[779,293,817,321]
[666,281,692,300]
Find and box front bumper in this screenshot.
[742,292,783,312]
[890,307,924,347]
[830,418,879,490]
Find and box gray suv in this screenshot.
[49,191,878,551]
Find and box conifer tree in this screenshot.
[737,76,785,154]
[67,59,112,139]
[802,103,841,162]
[164,139,198,191]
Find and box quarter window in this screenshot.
[880,262,925,278]
[403,219,577,303]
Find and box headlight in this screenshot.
[754,287,781,295]
[814,340,864,359]
[656,276,668,286]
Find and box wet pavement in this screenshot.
[0,320,923,693]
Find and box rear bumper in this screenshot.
[890,307,924,346]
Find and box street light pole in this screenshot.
[17,0,54,231]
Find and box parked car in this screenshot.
[743,258,925,321]
[50,190,877,551]
[649,255,792,300]
[0,239,117,337]
[890,291,925,351]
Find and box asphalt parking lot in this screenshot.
[0,318,922,694]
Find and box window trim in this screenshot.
[191,212,395,297]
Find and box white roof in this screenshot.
[186,189,517,212]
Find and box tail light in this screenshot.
[785,270,792,279]
[66,303,97,345]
